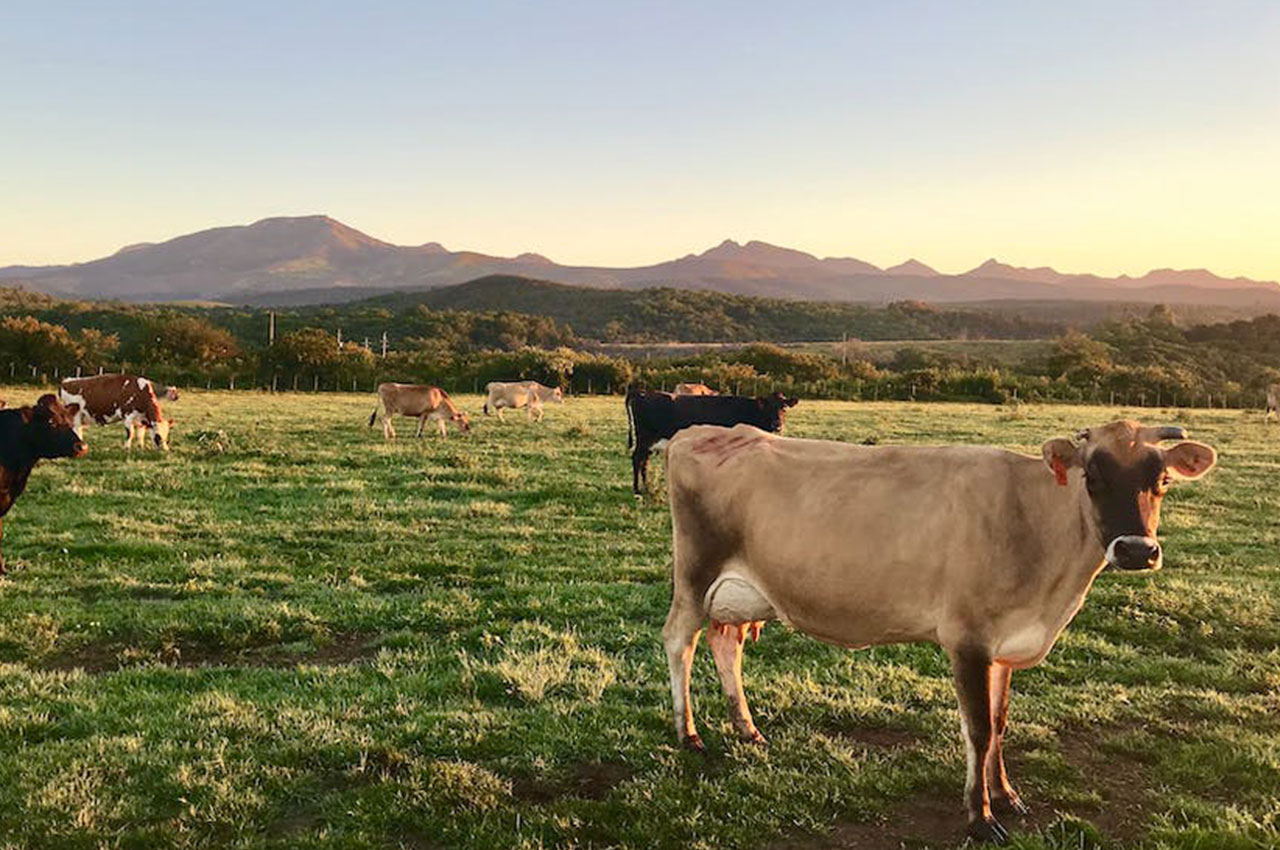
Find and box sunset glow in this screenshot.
[3,1,1277,279]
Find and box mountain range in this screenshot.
[3,214,1279,309]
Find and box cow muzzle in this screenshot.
[1105,535,1162,571]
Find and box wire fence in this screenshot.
[1,361,1270,412]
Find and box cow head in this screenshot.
[551,387,565,404]
[759,392,799,432]
[1042,420,1216,570]
[454,410,471,433]
[152,418,175,451]
[24,395,88,460]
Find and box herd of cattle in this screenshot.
[0,372,1229,843]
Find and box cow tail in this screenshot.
[625,391,635,451]
[368,405,379,428]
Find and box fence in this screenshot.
[0,361,1269,412]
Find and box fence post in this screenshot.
[230,375,236,390]
[313,375,319,392]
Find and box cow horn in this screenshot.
[1138,425,1188,443]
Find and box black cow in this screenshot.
[0,395,87,573]
[625,390,798,494]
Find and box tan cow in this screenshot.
[483,381,564,422]
[674,383,718,396]
[369,383,470,439]
[59,374,175,450]
[1265,383,1278,422]
[662,420,1216,842]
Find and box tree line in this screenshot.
[0,288,1277,408]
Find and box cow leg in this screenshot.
[986,662,1026,815]
[382,415,395,440]
[950,646,1007,844]
[0,518,6,575]
[437,418,448,438]
[632,449,647,495]
[496,406,506,422]
[663,591,705,751]
[415,415,426,438]
[706,622,765,744]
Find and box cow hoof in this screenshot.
[741,729,767,746]
[681,734,706,754]
[967,816,1009,845]
[994,794,1029,817]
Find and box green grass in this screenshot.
[0,388,1277,849]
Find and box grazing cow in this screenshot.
[369,382,470,439]
[0,395,87,572]
[483,381,564,422]
[625,390,797,494]
[1266,383,1278,422]
[674,383,718,396]
[662,420,1216,842]
[155,384,180,402]
[59,374,175,451]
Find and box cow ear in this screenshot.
[1041,437,1081,486]
[785,397,798,408]
[1164,441,1217,479]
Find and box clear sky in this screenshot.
[3,1,1278,278]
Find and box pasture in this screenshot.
[0,389,1277,849]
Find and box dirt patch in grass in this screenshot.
[40,631,377,673]
[771,786,962,850]
[511,761,634,804]
[828,723,922,751]
[773,724,1159,849]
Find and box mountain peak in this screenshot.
[966,258,1067,284]
[884,259,938,277]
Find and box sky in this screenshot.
[2,1,1278,278]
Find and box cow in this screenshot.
[0,395,87,573]
[625,390,797,494]
[1266,383,1278,422]
[674,383,718,396]
[59,374,175,451]
[483,381,564,422]
[661,420,1216,843]
[369,383,470,439]
[155,384,180,402]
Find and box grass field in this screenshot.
[0,389,1277,849]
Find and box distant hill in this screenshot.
[5,214,1280,310]
[324,274,1063,343]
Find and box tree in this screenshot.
[0,316,83,372]
[145,315,241,369]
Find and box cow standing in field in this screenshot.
[0,394,87,573]
[674,383,718,396]
[59,374,175,451]
[662,420,1216,842]
[1265,383,1279,423]
[483,381,564,422]
[625,390,797,494]
[369,383,470,439]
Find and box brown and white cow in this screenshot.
[483,381,564,422]
[369,383,470,439]
[674,383,718,396]
[59,374,175,451]
[662,420,1216,843]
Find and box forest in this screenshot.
[0,283,1275,407]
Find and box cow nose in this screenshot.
[1107,536,1161,570]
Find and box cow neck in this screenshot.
[1040,472,1109,630]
